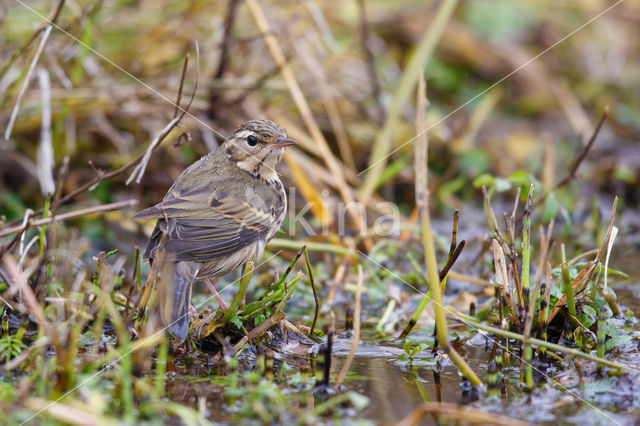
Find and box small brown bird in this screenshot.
[133,119,295,339]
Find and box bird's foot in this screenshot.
[204,278,229,310]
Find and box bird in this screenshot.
[133,119,296,340]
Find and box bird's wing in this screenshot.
[135,187,276,262]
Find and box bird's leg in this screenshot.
[204,278,228,310]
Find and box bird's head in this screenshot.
[224,119,296,179]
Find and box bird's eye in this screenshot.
[247,135,258,146]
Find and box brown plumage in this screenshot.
[133,119,295,339]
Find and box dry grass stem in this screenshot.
[4,25,53,142]
[245,0,361,230]
[359,0,459,203]
[395,401,532,426]
[0,199,138,238]
[492,239,520,328]
[336,265,363,386]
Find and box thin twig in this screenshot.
[438,241,465,282]
[173,53,190,119]
[303,246,319,336]
[245,0,362,231]
[4,25,53,141]
[556,107,608,188]
[336,265,363,386]
[214,0,239,81]
[0,0,65,79]
[356,0,385,126]
[233,310,286,352]
[0,199,138,238]
[481,186,510,257]
[492,239,520,328]
[4,45,199,229]
[128,43,199,184]
[396,402,531,426]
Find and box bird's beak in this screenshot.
[271,137,297,149]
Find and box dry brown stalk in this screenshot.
[245,0,362,231]
[336,264,363,386]
[4,25,53,142]
[0,199,138,239]
[0,0,65,79]
[556,108,609,188]
[3,46,198,229]
[1,254,54,345]
[482,185,511,257]
[395,402,532,426]
[492,239,520,328]
[233,310,286,352]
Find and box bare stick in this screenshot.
[0,199,138,238]
[2,254,53,344]
[396,402,531,426]
[4,26,53,141]
[4,45,199,229]
[481,186,510,257]
[556,108,608,188]
[492,239,520,328]
[207,0,240,116]
[0,0,65,79]
[303,246,319,336]
[439,240,465,282]
[233,310,286,351]
[214,0,240,81]
[356,0,385,126]
[336,265,363,386]
[128,43,199,184]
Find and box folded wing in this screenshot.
[134,187,274,262]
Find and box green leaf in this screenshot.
[473,173,494,188]
[583,304,597,317]
[574,327,584,349]
[576,313,594,329]
[507,171,536,198]
[593,265,629,278]
[253,313,266,326]
[605,335,632,352]
[605,322,620,337]
[542,192,559,222]
[229,315,243,329]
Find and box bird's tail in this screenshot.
[158,261,198,340]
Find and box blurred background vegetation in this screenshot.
[1,0,640,423]
[2,0,639,233]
